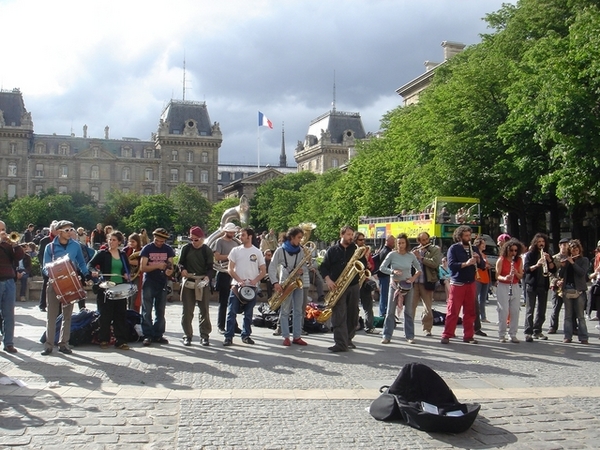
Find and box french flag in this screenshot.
[258,111,273,129]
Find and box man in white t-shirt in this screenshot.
[223,228,266,346]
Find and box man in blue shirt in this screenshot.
[42,220,95,355]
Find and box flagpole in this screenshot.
[257,126,261,170]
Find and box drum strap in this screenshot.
[119,253,134,288]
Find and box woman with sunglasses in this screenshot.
[495,239,525,343]
[562,239,589,344]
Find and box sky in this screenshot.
[1,0,512,166]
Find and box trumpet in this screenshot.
[8,231,20,243]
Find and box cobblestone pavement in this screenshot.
[1,296,599,449]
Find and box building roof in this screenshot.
[0,89,27,127]
[306,110,366,143]
[160,100,214,136]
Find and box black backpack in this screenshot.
[370,362,480,433]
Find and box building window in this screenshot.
[122,167,131,181]
[144,188,153,195]
[91,187,99,201]
[7,184,16,199]
[217,172,222,181]
[93,148,99,158]
[201,151,208,163]
[35,185,43,194]
[122,147,131,158]
[35,163,44,177]
[170,168,179,182]
[59,165,68,178]
[171,150,178,161]
[58,186,68,194]
[91,165,99,179]
[145,149,153,159]
[331,158,339,168]
[218,184,223,192]
[187,151,193,162]
[59,144,69,155]
[185,170,194,183]
[36,144,45,154]
[7,163,17,177]
[9,143,17,154]
[200,170,209,183]
[145,168,153,181]
[122,187,130,194]
[200,190,208,198]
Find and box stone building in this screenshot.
[0,89,222,203]
[294,108,367,174]
[396,41,465,105]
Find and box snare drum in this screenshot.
[105,283,138,301]
[46,255,87,306]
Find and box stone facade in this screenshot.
[0,89,222,203]
[294,109,366,174]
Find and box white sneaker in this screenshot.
[510,336,520,343]
[498,337,507,343]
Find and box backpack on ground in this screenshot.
[369,362,480,433]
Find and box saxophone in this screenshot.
[540,246,549,277]
[268,241,316,311]
[317,245,367,323]
[267,223,317,311]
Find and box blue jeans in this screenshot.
[279,287,303,339]
[383,284,414,340]
[141,280,167,340]
[563,292,588,341]
[17,273,29,297]
[0,279,17,347]
[225,290,256,340]
[476,281,489,320]
[378,276,390,317]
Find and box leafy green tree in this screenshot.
[206,197,239,233]
[103,190,142,233]
[251,172,317,234]
[170,184,212,235]
[123,195,176,235]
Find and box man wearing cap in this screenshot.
[213,222,240,334]
[41,220,95,355]
[139,228,175,346]
[178,226,214,346]
[0,220,25,353]
[37,221,58,312]
[223,227,266,346]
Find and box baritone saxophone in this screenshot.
[317,246,367,323]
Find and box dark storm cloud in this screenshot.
[14,0,510,165]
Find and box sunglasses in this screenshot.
[191,238,203,242]
[59,228,74,233]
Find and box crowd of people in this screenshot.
[0,218,599,356]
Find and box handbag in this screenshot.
[563,283,579,299]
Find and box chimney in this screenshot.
[105,126,109,139]
[441,41,466,61]
[424,60,440,72]
[83,124,88,138]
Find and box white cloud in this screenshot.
[1,0,513,164]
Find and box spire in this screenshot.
[279,122,287,167]
[332,69,336,112]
